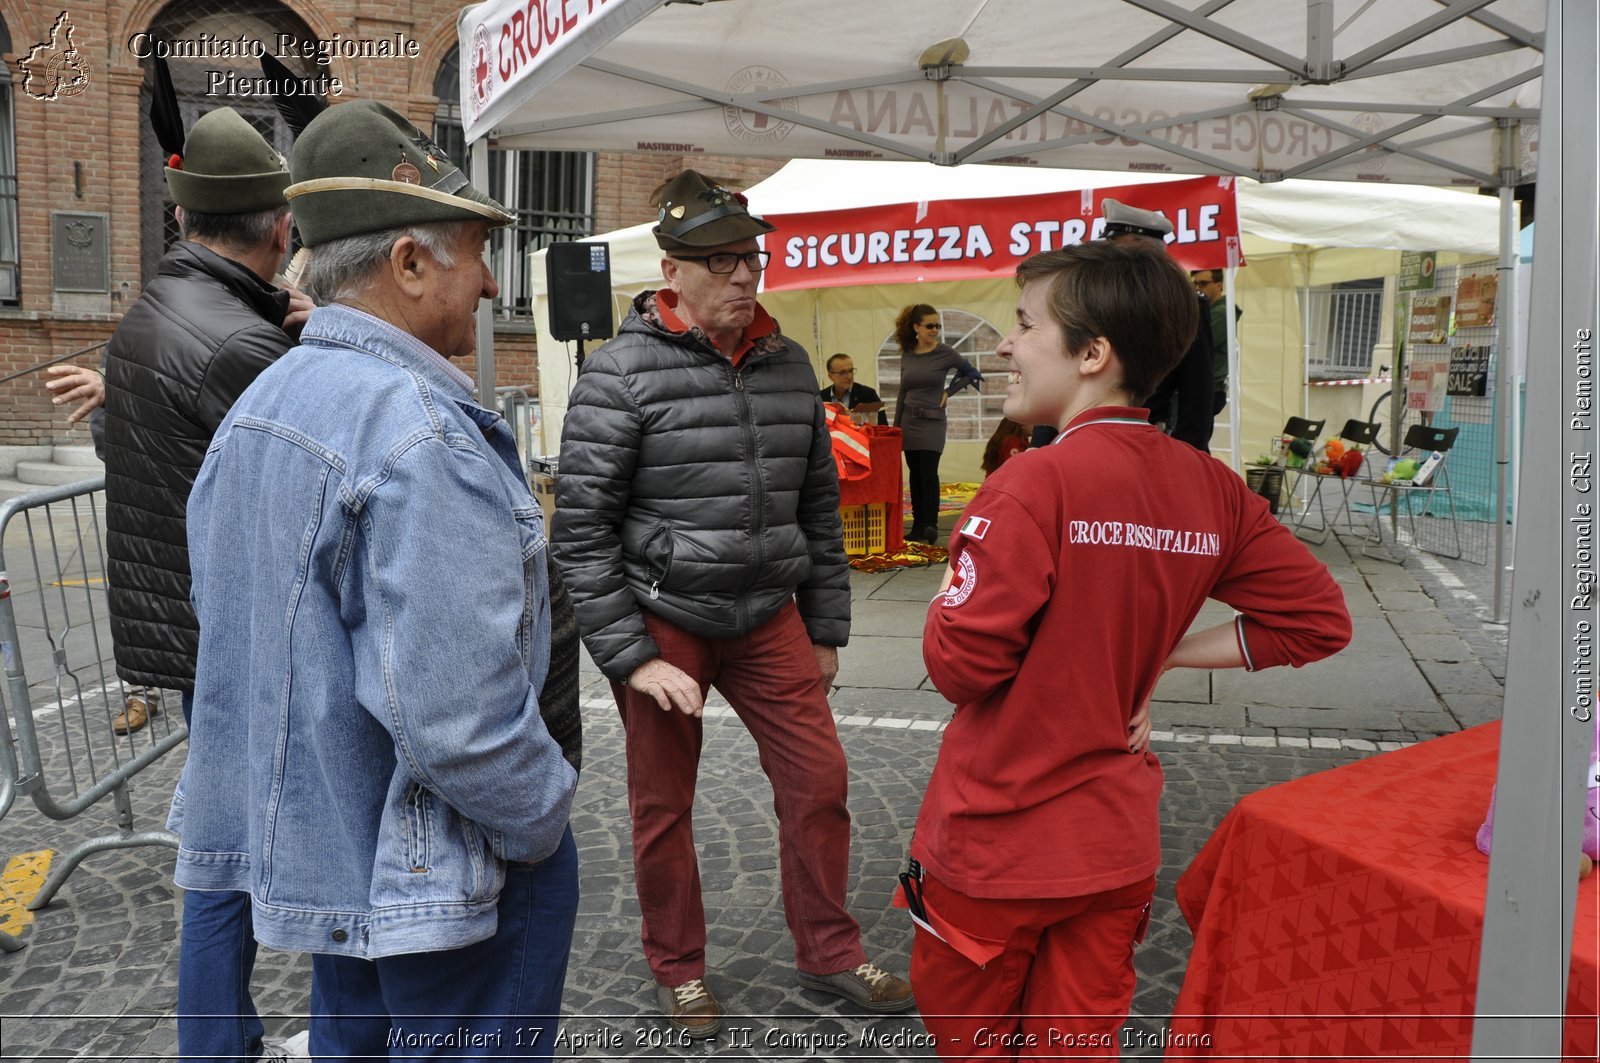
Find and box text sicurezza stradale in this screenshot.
[126,32,423,97]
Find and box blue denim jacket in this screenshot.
[178,304,576,960]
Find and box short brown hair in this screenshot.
[1015,242,1197,403]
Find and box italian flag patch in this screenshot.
[960,515,991,540]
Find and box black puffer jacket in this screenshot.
[104,241,291,690]
[552,292,849,680]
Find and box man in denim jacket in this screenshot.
[182,101,578,1059]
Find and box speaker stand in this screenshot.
[575,338,586,371]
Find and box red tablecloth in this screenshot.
[838,426,904,553]
[1172,722,1598,1060]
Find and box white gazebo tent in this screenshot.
[527,162,1502,485]
[456,1,1593,1049]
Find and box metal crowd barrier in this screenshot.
[0,477,184,951]
[496,385,540,473]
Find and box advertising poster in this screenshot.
[1455,273,1499,329]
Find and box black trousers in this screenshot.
[905,449,942,535]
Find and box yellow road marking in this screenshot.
[51,578,105,587]
[1,850,54,938]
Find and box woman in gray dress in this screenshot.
[891,303,982,544]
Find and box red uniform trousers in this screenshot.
[611,601,867,986]
[910,870,1155,1061]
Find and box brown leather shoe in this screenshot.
[797,962,915,1012]
[656,978,722,1040]
[112,693,154,735]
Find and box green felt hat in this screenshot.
[285,100,513,248]
[164,107,290,215]
[652,170,774,251]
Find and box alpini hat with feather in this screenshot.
[285,100,514,248]
[652,170,774,251]
[163,107,291,215]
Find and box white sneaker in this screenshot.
[261,1030,310,1061]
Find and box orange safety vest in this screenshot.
[822,403,873,482]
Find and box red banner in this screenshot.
[760,176,1240,292]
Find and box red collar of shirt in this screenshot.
[656,289,778,367]
[1053,405,1157,442]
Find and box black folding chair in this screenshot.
[1286,418,1381,544]
[1363,423,1463,561]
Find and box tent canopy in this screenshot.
[546,160,1500,290]
[459,0,1541,187]
[529,160,1500,467]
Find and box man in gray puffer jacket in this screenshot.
[553,171,913,1037]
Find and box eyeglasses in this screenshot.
[670,250,771,274]
[828,367,856,376]
[919,322,942,330]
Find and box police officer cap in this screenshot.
[1100,199,1174,241]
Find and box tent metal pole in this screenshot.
[1472,1,1596,1056]
[1224,263,1241,472]
[1492,120,1520,624]
[1299,249,1313,423]
[473,137,495,410]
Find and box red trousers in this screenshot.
[610,602,867,986]
[910,870,1155,1061]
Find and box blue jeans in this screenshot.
[178,688,265,1063]
[177,688,266,1063]
[178,889,261,1061]
[308,826,580,1061]
[179,688,268,1063]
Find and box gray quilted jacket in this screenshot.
[552,292,849,680]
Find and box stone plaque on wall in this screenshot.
[52,212,109,293]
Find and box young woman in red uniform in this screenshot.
[907,242,1351,1059]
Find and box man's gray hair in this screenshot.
[179,205,290,251]
[302,221,473,305]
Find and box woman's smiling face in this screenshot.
[998,279,1082,431]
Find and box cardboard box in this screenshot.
[532,472,557,530]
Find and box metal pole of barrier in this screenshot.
[0,477,184,930]
[0,669,21,953]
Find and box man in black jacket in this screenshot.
[554,171,913,1038]
[1101,199,1216,452]
[820,353,888,425]
[102,105,309,1063]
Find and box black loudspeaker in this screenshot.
[546,242,614,342]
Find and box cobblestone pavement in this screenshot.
[0,517,1509,1061]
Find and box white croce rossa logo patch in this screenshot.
[941,551,977,607]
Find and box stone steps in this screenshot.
[0,445,104,502]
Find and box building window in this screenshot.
[1305,278,1386,380]
[0,14,19,304]
[875,309,1007,443]
[434,47,595,322]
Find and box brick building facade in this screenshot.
[0,1,780,448]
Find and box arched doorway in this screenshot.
[137,1,320,282]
